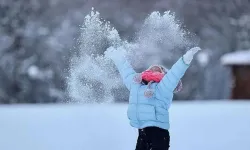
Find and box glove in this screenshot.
[104,46,126,63]
[183,47,201,65]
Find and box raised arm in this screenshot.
[104,46,137,90]
[157,47,201,94]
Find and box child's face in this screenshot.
[149,66,164,73]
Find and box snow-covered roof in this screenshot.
[221,50,250,65]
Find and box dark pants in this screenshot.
[135,127,170,150]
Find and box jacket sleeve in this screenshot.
[112,57,137,91]
[157,57,189,95]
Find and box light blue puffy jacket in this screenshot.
[113,56,189,130]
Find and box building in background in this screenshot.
[221,50,250,100]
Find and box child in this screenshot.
[104,46,201,150]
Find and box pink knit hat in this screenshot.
[133,65,183,97]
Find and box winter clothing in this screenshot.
[140,70,165,98]
[147,65,166,73]
[105,46,193,130]
[135,127,170,150]
[183,47,201,64]
[134,66,183,94]
[105,45,201,149]
[141,70,164,83]
[131,57,188,130]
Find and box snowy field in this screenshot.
[0,101,250,150]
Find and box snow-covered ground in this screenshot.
[0,101,250,150]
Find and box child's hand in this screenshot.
[104,46,126,62]
[189,47,201,54]
[183,47,201,65]
[104,46,116,58]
